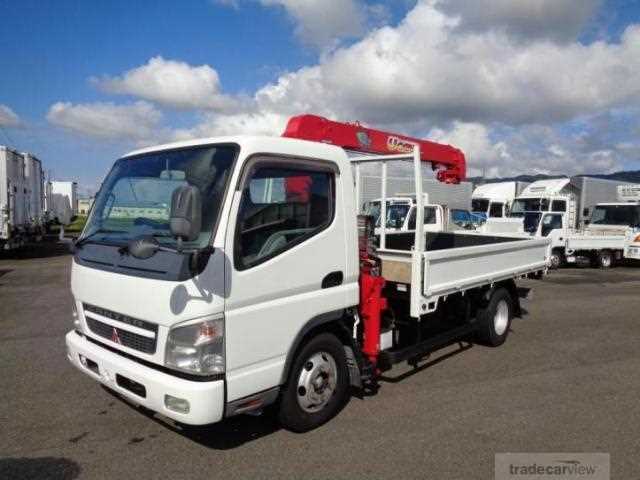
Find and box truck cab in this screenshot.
[506,179,577,267]
[363,195,480,233]
[67,136,361,428]
[471,181,529,220]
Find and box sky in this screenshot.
[1,0,639,195]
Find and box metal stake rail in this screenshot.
[350,146,426,318]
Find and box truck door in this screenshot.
[223,155,348,402]
[540,213,564,237]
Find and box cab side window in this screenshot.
[407,207,437,229]
[551,200,567,212]
[235,162,334,269]
[541,213,563,236]
[489,202,504,218]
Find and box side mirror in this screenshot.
[170,185,202,242]
[584,219,590,226]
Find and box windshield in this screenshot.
[472,199,489,213]
[591,205,640,227]
[523,212,542,233]
[364,200,411,228]
[511,198,549,215]
[83,144,237,248]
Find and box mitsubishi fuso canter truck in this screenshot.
[66,114,548,432]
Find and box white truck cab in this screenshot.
[472,181,529,220]
[363,195,479,233]
[505,178,577,268]
[66,116,548,432]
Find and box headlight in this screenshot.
[72,301,82,331]
[165,318,224,375]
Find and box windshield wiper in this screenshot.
[74,229,127,249]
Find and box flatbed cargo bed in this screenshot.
[375,231,549,315]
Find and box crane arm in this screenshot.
[282,114,466,184]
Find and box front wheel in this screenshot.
[475,288,514,347]
[278,333,350,432]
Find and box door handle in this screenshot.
[322,271,343,289]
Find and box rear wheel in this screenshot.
[549,249,565,269]
[596,250,613,269]
[476,288,514,347]
[278,333,350,432]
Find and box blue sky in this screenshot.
[1,0,639,194]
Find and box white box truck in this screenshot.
[65,115,548,432]
[358,173,473,210]
[23,152,45,233]
[50,181,78,225]
[1,146,29,249]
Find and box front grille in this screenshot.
[83,303,157,333]
[86,317,157,354]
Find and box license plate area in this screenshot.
[116,374,147,398]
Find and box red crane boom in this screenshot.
[282,114,466,184]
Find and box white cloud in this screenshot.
[429,121,624,177]
[172,111,286,141]
[46,101,164,144]
[439,0,602,42]
[0,104,22,128]
[93,56,236,111]
[260,0,366,48]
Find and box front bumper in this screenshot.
[66,331,224,425]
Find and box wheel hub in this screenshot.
[493,300,509,336]
[296,352,337,413]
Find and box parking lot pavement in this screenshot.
[2,244,640,480]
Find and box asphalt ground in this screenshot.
[2,240,640,479]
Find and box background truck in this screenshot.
[357,171,472,210]
[65,114,548,433]
[564,184,640,267]
[23,152,45,237]
[505,177,630,268]
[472,181,529,220]
[362,195,481,234]
[48,180,78,226]
[0,146,47,249]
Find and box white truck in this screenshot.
[504,177,631,268]
[1,146,46,249]
[48,181,78,225]
[65,115,548,432]
[472,181,529,220]
[564,184,640,267]
[363,195,481,234]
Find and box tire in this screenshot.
[278,333,350,432]
[549,250,565,270]
[596,250,613,269]
[475,288,513,347]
